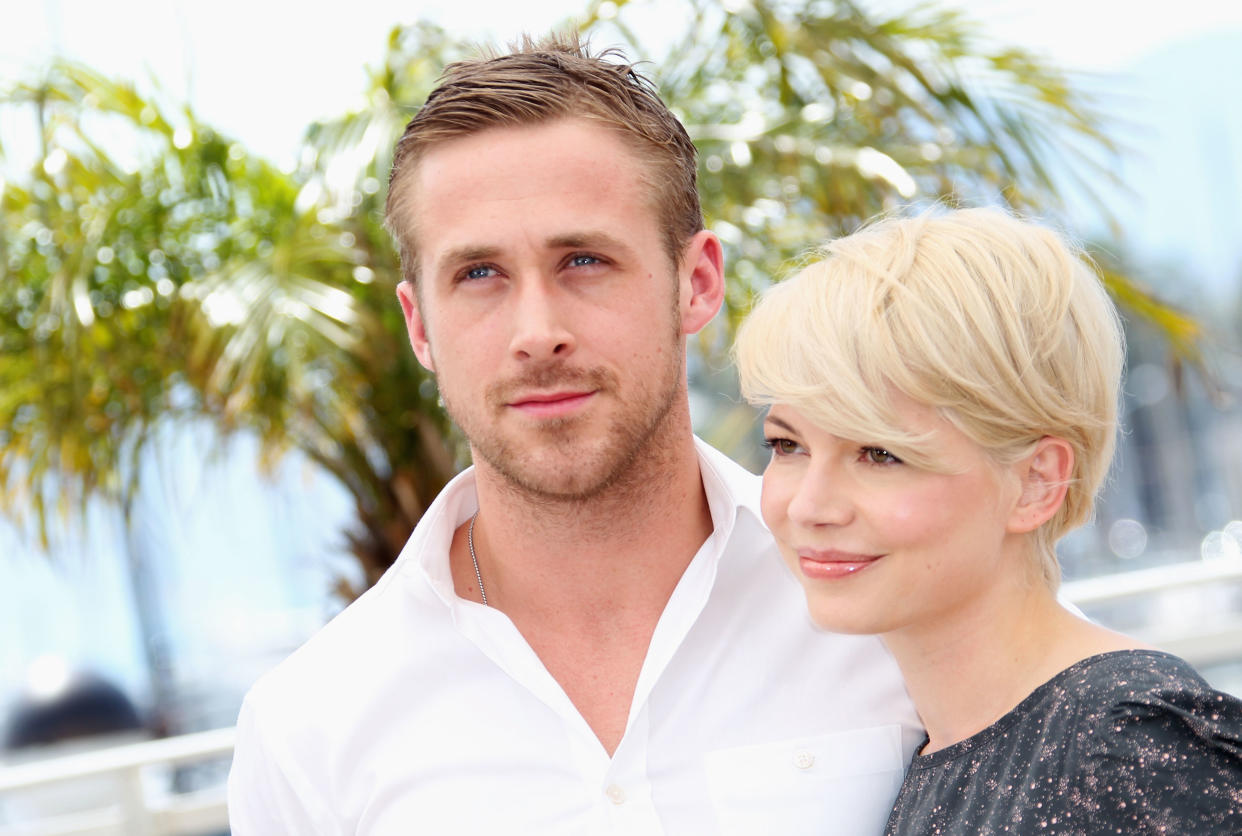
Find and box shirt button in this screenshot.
[605,784,626,805]
[792,750,815,770]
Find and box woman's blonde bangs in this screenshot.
[736,251,947,471]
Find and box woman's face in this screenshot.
[759,399,1023,638]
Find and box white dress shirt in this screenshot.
[228,439,922,835]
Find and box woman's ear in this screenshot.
[1007,436,1074,534]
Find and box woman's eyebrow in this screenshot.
[763,415,797,433]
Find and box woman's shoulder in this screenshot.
[1066,650,1242,833]
[1060,648,1216,697]
[887,651,1242,834]
[905,650,1227,769]
[1056,649,1242,750]
[1062,649,1240,723]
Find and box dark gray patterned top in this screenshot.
[884,650,1242,835]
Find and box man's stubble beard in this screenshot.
[437,299,687,507]
[483,360,683,504]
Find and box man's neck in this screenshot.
[450,416,713,756]
[466,426,711,617]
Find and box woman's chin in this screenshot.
[804,597,887,636]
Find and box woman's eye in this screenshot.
[763,437,801,456]
[862,447,902,465]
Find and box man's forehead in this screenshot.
[393,119,663,278]
[409,120,652,200]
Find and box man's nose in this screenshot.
[508,279,575,361]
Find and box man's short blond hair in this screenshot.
[384,32,702,284]
[735,207,1125,587]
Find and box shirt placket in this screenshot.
[566,708,662,835]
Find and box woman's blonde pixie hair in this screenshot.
[735,207,1125,587]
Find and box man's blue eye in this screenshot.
[570,255,599,267]
[465,265,495,280]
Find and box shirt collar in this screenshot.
[692,435,765,538]
[391,466,478,607]
[395,437,765,608]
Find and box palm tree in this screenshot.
[0,57,457,597]
[0,1,1201,595]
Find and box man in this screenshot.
[228,34,920,835]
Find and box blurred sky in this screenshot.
[5,0,1242,289]
[3,0,1242,725]
[2,0,1241,164]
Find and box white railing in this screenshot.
[1062,558,1242,605]
[1063,559,1242,668]
[0,727,234,836]
[1,559,1240,835]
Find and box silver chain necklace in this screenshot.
[467,511,488,606]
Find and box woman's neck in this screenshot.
[882,567,1138,755]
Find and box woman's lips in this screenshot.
[796,548,883,580]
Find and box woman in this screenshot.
[734,208,1242,834]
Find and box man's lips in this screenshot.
[507,390,596,418]
[796,548,884,580]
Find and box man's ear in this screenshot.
[396,280,436,372]
[678,230,725,335]
[1007,436,1074,534]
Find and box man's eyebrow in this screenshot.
[436,245,501,273]
[545,231,632,253]
[432,232,636,276]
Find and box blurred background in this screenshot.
[2,0,1241,831]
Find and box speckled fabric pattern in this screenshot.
[884,650,1242,835]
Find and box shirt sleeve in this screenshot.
[228,691,337,835]
[1078,685,1242,834]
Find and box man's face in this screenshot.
[394,118,718,500]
